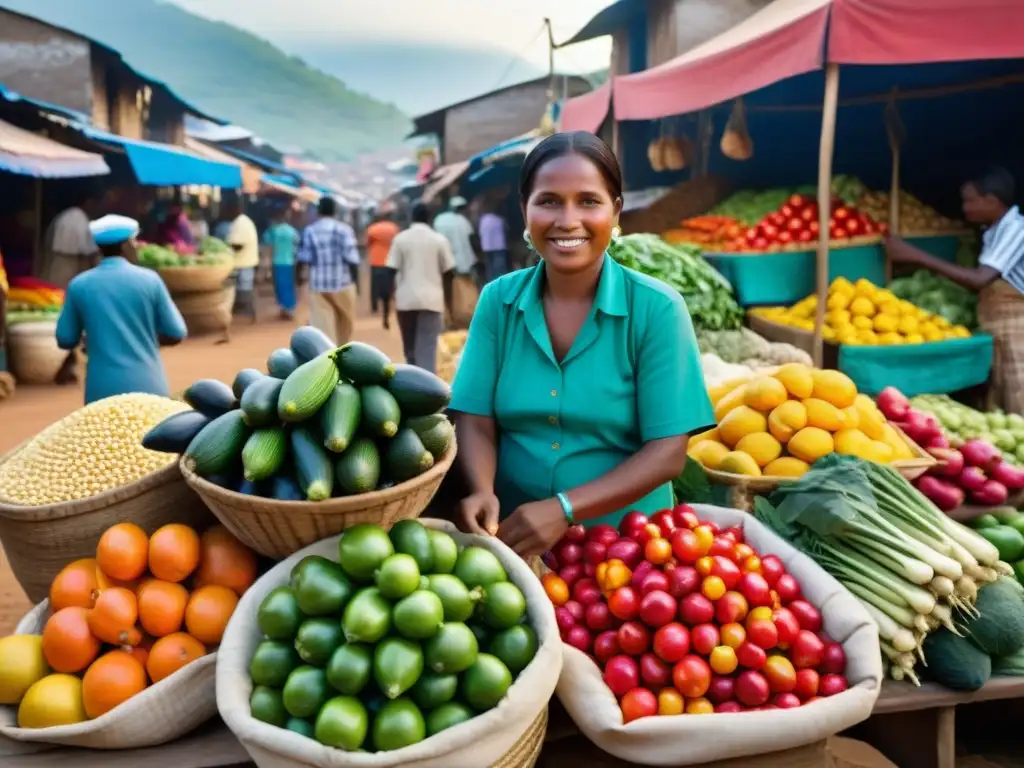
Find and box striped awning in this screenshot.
[0,119,110,178]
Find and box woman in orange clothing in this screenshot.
[366,211,400,330]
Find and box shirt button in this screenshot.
[550,390,557,397]
[552,442,560,450]
[548,416,558,425]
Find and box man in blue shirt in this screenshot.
[298,197,361,344]
[56,215,188,404]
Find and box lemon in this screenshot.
[850,297,875,317]
[877,301,901,317]
[898,316,919,335]
[873,314,898,333]
[904,332,925,345]
[857,329,878,345]
[879,332,904,345]
[0,635,50,705]
[854,278,877,297]
[17,674,88,729]
[933,316,951,329]
[831,277,854,295]
[852,315,873,330]
[826,292,850,311]
[952,325,971,338]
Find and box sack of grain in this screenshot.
[555,505,883,766]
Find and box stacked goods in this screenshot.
[753,277,972,345]
[662,216,743,250]
[756,455,1023,691]
[911,393,1024,465]
[888,270,977,328]
[690,365,914,479]
[137,238,235,336]
[970,514,1024,584]
[697,329,812,388]
[857,190,962,234]
[247,520,538,750]
[136,240,232,269]
[608,234,744,331]
[542,506,850,718]
[5,277,63,326]
[710,189,800,226]
[0,521,256,727]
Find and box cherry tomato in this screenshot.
[593,630,621,664]
[720,622,746,649]
[693,525,715,556]
[670,529,702,564]
[747,619,779,651]
[618,511,649,539]
[690,623,720,656]
[772,607,801,647]
[709,645,738,675]
[736,641,767,670]
[759,555,785,587]
[635,523,663,548]
[607,586,640,621]
[685,697,715,714]
[738,572,772,607]
[701,575,726,601]
[653,622,691,663]
[651,510,677,538]
[722,526,745,543]
[671,505,699,530]
[645,537,673,566]
[542,572,569,606]
[794,669,820,700]
[715,591,749,625]
[639,653,671,688]
[763,655,797,693]
[746,606,774,628]
[734,543,755,561]
[774,573,803,604]
[742,555,762,574]
[672,655,711,699]
[658,687,684,715]
[709,537,737,559]
[711,556,742,589]
[620,687,658,723]
[695,556,714,577]
[617,621,651,656]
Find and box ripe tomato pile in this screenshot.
[541,506,850,722]
[728,194,885,252]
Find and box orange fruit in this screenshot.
[41,606,101,673]
[184,585,238,645]
[146,633,206,684]
[193,526,257,596]
[82,650,147,719]
[148,524,200,584]
[137,579,189,638]
[50,558,101,612]
[127,635,154,670]
[87,587,142,647]
[96,523,149,582]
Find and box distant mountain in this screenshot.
[0,0,412,160]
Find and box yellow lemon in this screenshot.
[873,314,898,333]
[854,278,877,297]
[933,316,951,329]
[718,406,769,448]
[898,316,919,335]
[837,329,860,346]
[904,332,925,345]
[898,299,918,315]
[810,369,858,409]
[850,297,875,317]
[788,427,835,464]
[857,329,878,345]
[875,289,897,305]
[827,309,852,327]
[879,332,904,345]
[773,363,815,399]
[877,301,902,318]
[0,635,49,705]
[952,325,971,338]
[852,315,873,330]
[831,277,855,295]
[822,326,837,342]
[763,457,811,478]
[17,674,87,729]
[689,440,731,470]
[717,451,763,477]
[922,327,944,342]
[827,292,851,311]
[735,433,783,468]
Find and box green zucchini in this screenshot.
[336,342,394,385]
[291,428,334,501]
[404,414,449,435]
[278,353,340,422]
[360,385,401,438]
[386,364,451,417]
[143,410,211,454]
[185,410,250,477]
[290,326,336,364]
[268,348,300,379]
[242,427,288,481]
[232,368,265,400]
[386,428,435,482]
[183,379,238,418]
[271,474,305,501]
[335,438,381,495]
[241,376,285,428]
[418,420,454,460]
[238,479,269,497]
[321,382,362,453]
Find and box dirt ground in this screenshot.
[0,276,406,634]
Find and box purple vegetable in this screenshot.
[916,475,965,512]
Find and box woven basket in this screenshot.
[158,262,234,295]
[180,439,458,558]
[7,321,65,385]
[0,457,215,603]
[176,286,235,336]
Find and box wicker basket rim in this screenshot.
[180,435,457,512]
[155,263,233,274]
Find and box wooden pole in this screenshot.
[885,90,905,283]
[33,178,43,270]
[813,64,841,368]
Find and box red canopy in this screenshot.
[560,79,612,133]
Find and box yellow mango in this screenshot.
[811,369,858,409]
[744,376,789,413]
[881,424,914,460]
[803,398,845,431]
[854,393,878,414]
[788,427,835,464]
[735,432,783,468]
[689,428,721,446]
[869,440,895,463]
[707,379,747,407]
[773,363,814,399]
[718,406,769,448]
[833,428,873,459]
[689,440,731,470]
[714,384,748,422]
[839,405,861,430]
[717,451,763,477]
[768,400,808,443]
[857,406,887,441]
[763,457,811,478]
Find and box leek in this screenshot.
[856,597,917,653]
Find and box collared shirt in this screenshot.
[227,214,260,270]
[478,213,507,252]
[56,257,187,404]
[979,205,1024,295]
[297,217,361,293]
[387,223,455,313]
[263,222,300,266]
[450,254,714,529]
[46,207,96,257]
[434,211,476,274]
[366,220,400,268]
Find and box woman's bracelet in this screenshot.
[555,492,576,526]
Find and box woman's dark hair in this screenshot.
[519,131,623,207]
[965,166,1016,207]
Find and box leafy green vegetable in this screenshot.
[673,460,714,505]
[887,269,977,328]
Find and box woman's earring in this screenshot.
[523,229,535,251]
[611,225,622,241]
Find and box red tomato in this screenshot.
[620,687,658,723]
[720,622,746,649]
[645,537,673,566]
[565,625,592,653]
[735,670,771,707]
[788,599,823,633]
[587,524,620,548]
[759,555,785,587]
[716,701,743,713]
[819,673,848,697]
[582,540,607,565]
[653,622,691,663]
[736,641,767,670]
[585,602,616,632]
[572,578,603,607]
[559,563,584,589]
[773,692,802,709]
[639,570,670,597]
[650,510,677,538]
[608,586,640,621]
[639,653,671,688]
[739,572,772,607]
[722,526,745,544]
[774,573,802,604]
[630,561,654,591]
[679,593,715,626]
[772,607,801,647]
[746,619,779,650]
[618,512,649,539]
[709,645,738,675]
[798,230,815,243]
[706,675,736,705]
[822,643,847,675]
[778,231,794,245]
[794,668,820,700]
[639,590,678,628]
[666,565,700,599]
[786,218,804,233]
[690,623,720,656]
[635,523,662,548]
[792,630,826,669]
[715,591,749,625]
[708,537,737,559]
[670,529,702,564]
[564,600,585,623]
[763,655,797,693]
[604,655,640,697]
[711,557,742,589]
[658,687,684,716]
[616,622,651,656]
[671,505,699,530]
[593,630,620,664]
[672,655,712,699]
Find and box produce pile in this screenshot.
[690,365,914,479]
[541,506,850,719]
[144,328,454,501]
[137,239,231,269]
[753,277,972,345]
[970,513,1024,585]
[249,521,538,751]
[0,522,256,728]
[608,234,744,331]
[696,329,812,389]
[756,455,1024,691]
[0,393,188,506]
[888,270,977,329]
[436,330,467,385]
[910,394,1024,465]
[5,277,63,327]
[662,216,743,251]
[856,190,963,234]
[710,189,812,227]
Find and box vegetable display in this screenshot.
[662,216,743,251]
[137,239,232,269]
[888,270,977,329]
[541,506,849,719]
[856,190,963,234]
[248,520,537,751]
[910,393,1024,465]
[5,278,64,326]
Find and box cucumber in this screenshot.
[361,385,401,438]
[386,428,435,482]
[335,438,382,495]
[268,348,300,379]
[291,428,334,501]
[336,342,395,386]
[243,427,288,481]
[183,379,238,418]
[290,326,336,364]
[404,414,449,435]
[143,410,211,454]
[238,478,269,497]
[185,410,250,477]
[278,353,340,422]
[418,420,454,460]
[241,376,285,428]
[321,382,362,453]
[386,364,451,417]
[271,474,305,501]
[232,368,265,400]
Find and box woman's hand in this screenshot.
[498,498,569,557]
[458,492,500,536]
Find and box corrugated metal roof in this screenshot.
[0,118,110,178]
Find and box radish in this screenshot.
[959,466,989,493]
[989,461,1024,491]
[971,479,1009,507]
[926,448,964,479]
[927,435,951,450]
[961,439,1002,471]
[877,387,910,421]
[915,476,965,512]
[905,410,940,444]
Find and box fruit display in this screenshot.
[0,394,189,506]
[856,190,963,234]
[888,270,977,329]
[910,394,1024,465]
[144,327,454,501]
[696,328,813,389]
[710,189,805,227]
[0,521,256,728]
[970,512,1024,584]
[541,506,850,718]
[662,216,743,250]
[248,520,539,751]
[137,239,232,269]
[5,277,63,327]
[752,277,972,345]
[690,364,915,479]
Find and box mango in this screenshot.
[717,451,762,477]
[810,370,858,409]
[869,440,895,464]
[839,406,861,430]
[788,427,835,464]
[718,406,768,448]
[743,377,788,413]
[735,433,782,468]
[833,428,873,459]
[713,385,748,423]
[689,440,730,470]
[881,425,914,460]
[763,457,810,478]
[707,379,747,407]
[803,398,844,432]
[690,428,721,446]
[773,363,814,400]
[768,401,808,443]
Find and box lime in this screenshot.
[426,701,474,736]
[257,587,305,641]
[375,554,423,600]
[294,618,344,667]
[428,529,459,574]
[338,524,395,582]
[371,698,426,751]
[283,666,331,719]
[393,590,445,640]
[481,582,527,629]
[291,556,354,616]
[409,670,458,710]
[250,685,288,727]
[290,555,336,586]
[468,620,491,647]
[454,546,507,588]
[389,520,435,573]
[341,588,392,644]
[427,574,479,622]
[489,624,538,674]
[325,643,372,696]
[424,622,479,674]
[250,640,302,688]
[373,637,424,700]
[285,717,315,738]
[1014,559,1024,584]
[314,696,368,751]
[461,653,512,712]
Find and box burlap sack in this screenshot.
[556,504,883,766]
[0,600,218,751]
[217,518,561,768]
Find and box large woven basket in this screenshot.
[180,439,458,558]
[157,262,234,294]
[176,285,235,336]
[0,456,215,603]
[7,321,65,385]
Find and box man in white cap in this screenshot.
[433,195,479,282]
[55,215,187,404]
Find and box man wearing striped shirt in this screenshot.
[298,197,361,344]
[887,167,1024,414]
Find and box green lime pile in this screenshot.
[248,520,539,752]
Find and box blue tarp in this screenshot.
[214,144,303,183]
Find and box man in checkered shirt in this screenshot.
[298,197,362,344]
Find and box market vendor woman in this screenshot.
[886,167,1024,415]
[450,131,714,557]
